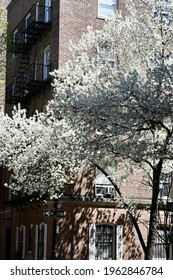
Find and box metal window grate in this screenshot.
[95,225,114,259]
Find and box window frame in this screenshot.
[44,0,51,23]
[34,57,38,80]
[98,0,118,19]
[43,45,50,80]
[35,223,47,260]
[99,45,117,68]
[16,225,26,259]
[95,224,115,260]
[159,173,171,199]
[35,2,39,21]
[24,13,31,42]
[153,0,172,26]
[89,223,123,260]
[153,227,170,260]
[12,29,18,58]
[95,168,116,198]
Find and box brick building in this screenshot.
[0,0,173,260]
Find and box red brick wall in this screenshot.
[1,0,154,261]
[58,0,103,66]
[56,203,147,260]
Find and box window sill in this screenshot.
[97,14,110,20]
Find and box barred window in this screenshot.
[95,224,114,259]
[89,224,123,260]
[153,228,169,260]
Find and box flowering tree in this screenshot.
[0,106,83,199]
[1,0,173,259]
[49,0,173,259]
[0,7,8,81]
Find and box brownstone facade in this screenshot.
[0,0,173,260]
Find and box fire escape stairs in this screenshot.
[6,3,52,105]
[17,53,30,75]
[14,46,31,99]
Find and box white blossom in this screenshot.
[1,1,173,198]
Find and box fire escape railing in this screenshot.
[6,2,52,105]
[8,4,51,54]
[6,63,51,104]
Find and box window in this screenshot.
[12,29,18,43]
[96,168,115,198]
[43,46,50,80]
[160,182,170,197]
[16,225,26,259]
[35,2,39,21]
[154,0,171,26]
[159,173,171,199]
[44,0,51,22]
[35,223,47,260]
[99,45,117,68]
[89,224,123,259]
[25,13,31,42]
[34,57,38,80]
[153,227,170,260]
[95,225,114,259]
[98,0,117,18]
[12,29,18,58]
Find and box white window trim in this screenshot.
[95,167,116,198]
[25,13,31,42]
[35,223,47,260]
[159,173,171,200]
[16,225,26,259]
[35,2,39,21]
[98,0,118,19]
[35,225,39,260]
[12,29,18,58]
[43,45,50,80]
[34,57,38,80]
[21,225,26,259]
[89,224,96,259]
[116,224,123,260]
[44,0,51,22]
[153,0,172,26]
[41,223,47,260]
[98,45,117,69]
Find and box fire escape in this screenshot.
[6,3,51,105]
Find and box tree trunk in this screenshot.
[145,187,159,259]
[145,160,162,260]
[95,164,146,254]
